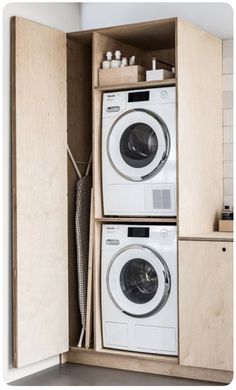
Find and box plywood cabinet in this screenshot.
[11,15,232,383]
[179,240,233,371]
[177,20,223,236]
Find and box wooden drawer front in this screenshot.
[179,241,233,371]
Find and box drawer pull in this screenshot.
[222,247,226,252]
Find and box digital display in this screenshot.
[128,227,149,238]
[128,91,150,102]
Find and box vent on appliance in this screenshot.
[152,189,171,209]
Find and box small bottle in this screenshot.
[111,50,121,68]
[222,205,232,220]
[115,50,121,67]
[152,57,157,70]
[102,51,112,69]
[120,57,128,67]
[129,56,136,66]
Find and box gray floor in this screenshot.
[9,363,223,386]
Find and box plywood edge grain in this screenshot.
[11,15,18,368]
[96,217,177,223]
[178,232,233,242]
[93,221,102,351]
[60,352,68,364]
[70,346,178,364]
[95,78,176,92]
[67,349,233,384]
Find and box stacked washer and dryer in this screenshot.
[101,87,178,356]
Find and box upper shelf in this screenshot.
[95,78,176,92]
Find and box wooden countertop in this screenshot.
[179,232,233,242]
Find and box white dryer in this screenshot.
[101,224,178,355]
[102,87,176,216]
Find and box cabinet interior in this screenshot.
[91,19,177,219]
[67,19,177,351]
[67,32,93,346]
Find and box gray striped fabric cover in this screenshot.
[75,175,92,334]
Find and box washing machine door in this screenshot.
[107,245,171,317]
[107,109,170,181]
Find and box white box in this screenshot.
[219,220,233,232]
[146,69,174,81]
[98,65,145,86]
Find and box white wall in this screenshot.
[80,2,233,39]
[2,2,80,384]
[223,40,234,209]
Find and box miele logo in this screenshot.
[107,94,116,98]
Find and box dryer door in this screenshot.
[107,109,170,181]
[107,245,171,317]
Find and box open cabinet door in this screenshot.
[12,17,68,367]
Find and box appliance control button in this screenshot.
[106,239,120,245]
[160,228,168,237]
[106,106,120,112]
[160,90,168,99]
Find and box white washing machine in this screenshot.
[102,87,176,216]
[101,224,178,355]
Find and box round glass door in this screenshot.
[120,123,158,169]
[107,109,170,182]
[107,245,171,318]
[120,258,158,304]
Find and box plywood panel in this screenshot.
[177,19,223,235]
[12,17,68,367]
[179,241,233,371]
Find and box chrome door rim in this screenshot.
[106,244,171,318]
[107,109,171,182]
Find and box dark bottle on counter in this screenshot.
[222,205,233,220]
